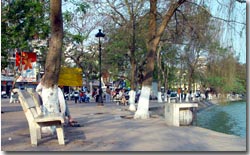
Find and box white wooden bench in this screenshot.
[15,89,65,146]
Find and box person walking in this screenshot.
[74,90,79,103]
[79,91,84,103]
[183,88,188,101]
[95,88,100,102]
[105,86,111,103]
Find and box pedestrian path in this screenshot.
[1,98,246,151]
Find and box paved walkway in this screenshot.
[1,98,246,152]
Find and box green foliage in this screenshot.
[222,78,245,93]
[2,0,49,46]
[63,11,73,23]
[69,33,87,44]
[124,79,131,88]
[204,45,246,94]
[104,30,131,75]
[205,76,224,89]
[1,0,50,68]
[69,0,90,13]
[76,3,90,13]
[62,1,91,45]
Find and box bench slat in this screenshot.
[35,113,64,123]
[20,90,37,108]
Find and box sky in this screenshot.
[245,0,249,64]
[206,0,247,63]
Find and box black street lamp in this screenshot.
[95,29,105,106]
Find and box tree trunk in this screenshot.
[188,67,194,92]
[39,0,63,134]
[164,74,168,102]
[157,83,163,103]
[128,90,136,111]
[134,0,186,119]
[43,0,63,88]
[128,6,137,112]
[129,57,137,111]
[134,0,158,119]
[157,44,163,103]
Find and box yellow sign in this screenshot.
[58,67,82,86]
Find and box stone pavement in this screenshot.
[1,98,247,152]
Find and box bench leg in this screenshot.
[56,125,65,145]
[29,125,38,146]
[34,123,42,140]
[36,127,42,140]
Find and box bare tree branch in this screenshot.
[187,0,246,25]
[106,0,128,23]
[236,0,246,3]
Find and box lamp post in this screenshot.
[95,29,105,106]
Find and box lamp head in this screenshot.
[95,29,105,38]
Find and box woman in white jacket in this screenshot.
[36,82,80,129]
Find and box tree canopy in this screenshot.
[1,0,246,95]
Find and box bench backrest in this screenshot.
[20,90,36,108]
[16,89,40,121]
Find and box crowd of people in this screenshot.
[90,86,129,105]
[165,87,215,102]
[71,90,91,104]
[58,85,129,106]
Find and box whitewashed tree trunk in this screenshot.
[133,0,185,119]
[89,82,93,95]
[41,85,60,134]
[101,77,105,87]
[179,94,182,103]
[186,94,189,102]
[41,86,60,114]
[128,90,136,111]
[39,0,63,134]
[134,86,150,119]
[164,92,168,102]
[157,91,163,103]
[89,82,94,101]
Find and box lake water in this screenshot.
[196,101,246,137]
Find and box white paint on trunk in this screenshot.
[186,94,189,102]
[128,90,136,111]
[134,86,150,119]
[158,91,163,103]
[164,92,168,102]
[39,85,60,134]
[89,82,93,96]
[41,86,60,114]
[101,77,105,87]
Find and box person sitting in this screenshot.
[9,89,19,104]
[118,89,127,106]
[58,87,80,127]
[36,82,80,128]
[82,91,90,102]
